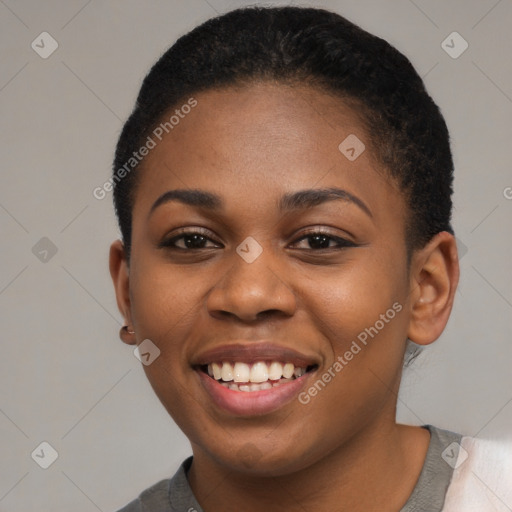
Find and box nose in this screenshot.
[206,244,297,323]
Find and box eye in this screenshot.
[158,229,222,250]
[291,229,357,250]
[158,228,356,251]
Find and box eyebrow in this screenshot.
[279,187,372,218]
[148,187,372,218]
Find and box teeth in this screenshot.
[273,378,293,387]
[233,362,251,383]
[221,361,234,381]
[282,363,294,379]
[250,362,269,383]
[294,367,305,377]
[222,378,295,392]
[206,360,310,389]
[268,361,283,380]
[211,362,222,380]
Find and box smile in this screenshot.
[202,361,315,392]
[193,342,319,415]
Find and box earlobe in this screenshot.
[407,231,460,346]
[109,240,136,345]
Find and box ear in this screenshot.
[407,231,460,346]
[109,239,136,345]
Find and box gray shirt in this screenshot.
[116,424,462,512]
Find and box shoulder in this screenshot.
[114,457,196,512]
[115,479,171,512]
[443,435,512,511]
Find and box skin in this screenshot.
[110,82,459,511]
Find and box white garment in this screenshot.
[443,436,512,511]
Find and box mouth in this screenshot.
[198,361,318,392]
[192,343,320,416]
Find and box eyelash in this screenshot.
[158,228,357,251]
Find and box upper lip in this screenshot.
[192,342,320,367]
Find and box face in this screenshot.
[115,82,415,476]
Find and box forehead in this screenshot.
[132,82,403,226]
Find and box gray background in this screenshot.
[0,0,511,510]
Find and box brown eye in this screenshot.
[158,230,222,250]
[291,230,357,250]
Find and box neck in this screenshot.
[187,418,430,512]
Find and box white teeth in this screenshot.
[211,363,221,380]
[250,362,269,383]
[221,361,234,381]
[248,382,273,391]
[233,362,251,383]
[268,361,283,381]
[273,378,293,387]
[208,360,311,390]
[225,378,295,392]
[282,363,294,379]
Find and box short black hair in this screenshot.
[112,5,454,262]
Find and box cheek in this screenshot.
[130,256,207,341]
[300,254,407,354]
[295,257,408,403]
[128,260,208,404]
[292,257,408,433]
[129,263,208,436]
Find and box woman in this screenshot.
[109,6,511,511]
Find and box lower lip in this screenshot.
[197,370,314,416]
